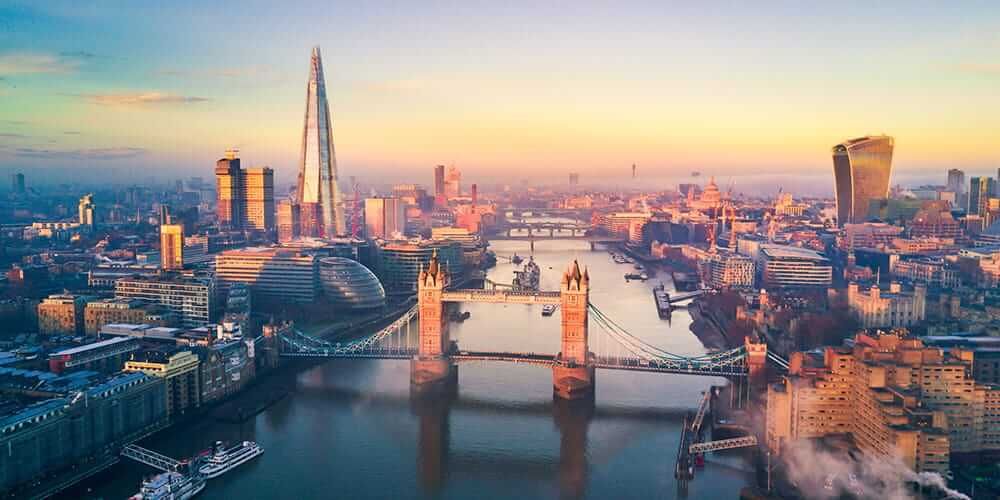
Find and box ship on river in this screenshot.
[512,256,541,291]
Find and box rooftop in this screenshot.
[760,244,830,263]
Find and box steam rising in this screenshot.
[782,440,968,500]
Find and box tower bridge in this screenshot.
[275,254,784,399]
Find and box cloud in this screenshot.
[0,133,28,139]
[14,146,147,160]
[0,52,82,76]
[2,120,28,126]
[79,92,210,106]
[153,66,268,80]
[58,50,98,59]
[953,62,1000,77]
[62,130,81,135]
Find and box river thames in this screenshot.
[66,239,752,499]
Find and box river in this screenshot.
[64,239,752,499]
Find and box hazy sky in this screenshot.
[1,1,998,188]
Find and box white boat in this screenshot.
[130,471,205,500]
[198,441,263,479]
[541,304,556,316]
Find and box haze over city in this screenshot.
[2,1,999,191]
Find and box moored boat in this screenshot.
[197,441,263,479]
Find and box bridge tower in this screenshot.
[745,336,768,386]
[412,251,456,391]
[553,261,595,399]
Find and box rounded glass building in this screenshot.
[318,257,386,310]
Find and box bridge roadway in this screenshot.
[441,289,562,305]
[280,347,747,377]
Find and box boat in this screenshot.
[130,471,205,500]
[197,441,263,479]
[640,273,649,281]
[511,253,523,265]
[633,263,643,270]
[512,256,541,291]
[541,304,556,316]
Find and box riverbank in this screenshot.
[688,298,736,350]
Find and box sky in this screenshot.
[1,1,999,191]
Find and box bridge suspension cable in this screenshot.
[281,305,419,356]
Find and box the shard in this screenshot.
[297,46,344,237]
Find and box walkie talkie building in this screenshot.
[831,136,894,226]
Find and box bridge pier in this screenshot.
[553,261,595,400]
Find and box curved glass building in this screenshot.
[318,257,386,310]
[831,136,894,226]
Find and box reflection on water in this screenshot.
[67,240,751,499]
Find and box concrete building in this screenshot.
[37,294,87,335]
[766,333,1000,473]
[364,197,406,239]
[774,192,808,217]
[48,336,140,374]
[842,222,904,251]
[891,257,960,288]
[831,135,894,226]
[243,166,275,232]
[115,275,214,327]
[160,223,184,270]
[215,247,319,303]
[596,212,651,238]
[758,245,832,288]
[434,164,446,206]
[125,348,201,416]
[846,281,927,329]
[908,207,962,239]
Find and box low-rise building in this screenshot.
[37,294,87,336]
[84,298,176,335]
[758,245,832,289]
[846,281,927,329]
[47,336,140,374]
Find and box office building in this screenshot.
[214,150,275,233]
[831,136,894,225]
[364,197,406,239]
[215,149,243,227]
[9,172,25,194]
[115,275,214,327]
[706,250,755,289]
[277,199,301,243]
[37,294,88,335]
[846,281,926,329]
[969,177,996,216]
[376,241,464,293]
[434,164,446,206]
[445,165,461,199]
[78,193,96,230]
[758,245,832,288]
[243,167,275,232]
[908,207,962,239]
[947,169,965,196]
[296,46,344,238]
[842,222,905,251]
[891,257,960,288]
[84,298,175,335]
[569,173,579,186]
[318,257,386,310]
[160,223,184,270]
[48,337,140,374]
[215,247,320,303]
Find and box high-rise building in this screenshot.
[364,197,405,239]
[242,167,275,232]
[160,224,184,270]
[445,165,461,199]
[215,149,243,228]
[277,199,301,243]
[434,165,446,206]
[568,173,579,186]
[78,193,96,230]
[296,46,344,238]
[969,177,996,215]
[10,172,25,194]
[947,168,965,195]
[831,136,894,226]
[214,150,275,233]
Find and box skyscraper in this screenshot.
[434,165,446,206]
[445,165,461,199]
[78,194,96,230]
[10,173,25,194]
[242,167,275,232]
[831,136,894,226]
[364,197,405,239]
[947,169,965,194]
[160,224,184,270]
[296,46,344,238]
[215,149,243,228]
[968,177,996,215]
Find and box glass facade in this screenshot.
[831,136,894,226]
[376,242,464,294]
[318,257,386,310]
[297,46,344,237]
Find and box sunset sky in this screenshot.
[1,1,998,188]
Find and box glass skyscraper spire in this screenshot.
[297,46,344,237]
